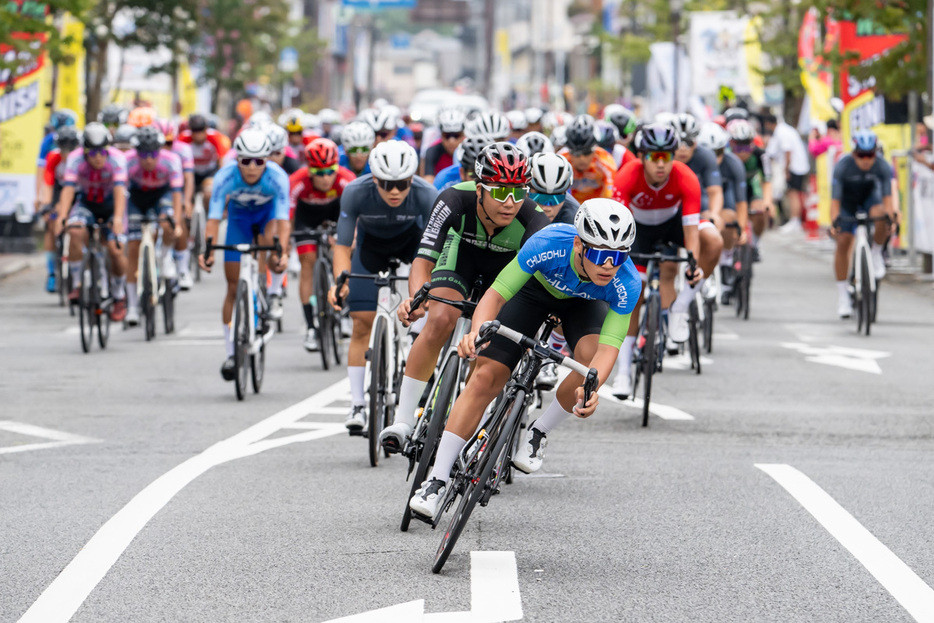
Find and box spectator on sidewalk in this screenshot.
[762,113,810,234]
[809,119,842,158]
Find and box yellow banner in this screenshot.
[109,90,173,118]
[178,60,197,117]
[55,14,86,126]
[744,17,764,104]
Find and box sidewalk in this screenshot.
[0,253,44,281]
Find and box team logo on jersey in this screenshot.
[630,191,654,209]
[525,248,566,269]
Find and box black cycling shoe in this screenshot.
[221,357,236,381]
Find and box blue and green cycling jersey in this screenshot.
[490,223,640,349]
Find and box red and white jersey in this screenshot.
[613,160,701,226]
[177,128,229,175]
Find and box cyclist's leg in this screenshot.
[65,205,91,295]
[298,246,318,328]
[344,247,381,422]
[158,195,177,277]
[834,204,856,316]
[259,215,286,298]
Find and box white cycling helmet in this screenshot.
[575,198,637,250]
[506,110,528,131]
[318,108,341,125]
[515,131,555,156]
[467,112,510,140]
[246,111,274,130]
[362,107,398,132]
[342,121,375,150]
[697,123,730,151]
[303,113,320,131]
[524,107,544,125]
[550,125,568,150]
[529,152,573,195]
[266,124,289,153]
[726,119,756,142]
[369,140,418,180]
[673,113,700,141]
[234,128,273,158]
[437,108,467,134]
[542,111,561,133]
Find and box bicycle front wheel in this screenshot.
[162,279,175,334]
[141,246,156,341]
[191,209,205,282]
[313,258,332,370]
[78,256,94,353]
[233,281,251,401]
[703,297,714,354]
[740,244,753,320]
[368,316,390,467]
[96,253,112,349]
[641,294,660,427]
[861,248,873,336]
[688,299,701,375]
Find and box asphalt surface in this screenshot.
[2,234,932,623]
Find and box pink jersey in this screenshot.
[125,148,184,192]
[63,147,128,204]
[171,141,195,172]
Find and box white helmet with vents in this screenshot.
[368,140,418,180]
[234,128,273,158]
[529,153,573,194]
[575,198,636,250]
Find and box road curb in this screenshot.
[0,255,44,281]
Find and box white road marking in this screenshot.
[598,387,695,420]
[0,421,98,456]
[662,353,713,371]
[18,379,351,623]
[713,331,740,340]
[757,464,934,623]
[322,551,522,623]
[781,342,890,375]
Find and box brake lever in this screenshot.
[474,320,501,350]
[335,270,350,306]
[581,368,599,410]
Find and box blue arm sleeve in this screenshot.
[208,167,231,220]
[272,166,290,220]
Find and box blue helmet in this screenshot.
[50,109,78,130]
[853,130,877,153]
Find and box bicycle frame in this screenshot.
[851,213,876,299]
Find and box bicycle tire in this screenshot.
[741,244,753,320]
[688,299,701,375]
[96,252,111,349]
[433,391,523,574]
[191,209,204,283]
[401,353,460,532]
[642,294,660,427]
[368,316,389,467]
[78,256,94,353]
[234,281,250,401]
[314,258,332,370]
[703,298,714,354]
[251,340,265,393]
[55,245,65,308]
[861,249,872,336]
[162,279,175,334]
[141,246,155,341]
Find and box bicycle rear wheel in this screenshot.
[78,256,94,353]
[641,294,660,427]
[96,253,111,349]
[368,316,390,467]
[861,249,872,336]
[141,246,156,341]
[233,282,250,401]
[688,299,701,375]
[251,340,265,393]
[433,392,522,574]
[703,297,714,354]
[740,244,753,320]
[402,353,459,532]
[162,278,175,334]
[314,258,332,370]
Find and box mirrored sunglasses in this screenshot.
[583,246,629,267]
[309,165,338,176]
[645,151,673,164]
[377,178,412,192]
[854,150,876,159]
[239,157,267,166]
[443,132,463,140]
[84,148,107,157]
[529,192,565,207]
[138,150,159,159]
[347,146,370,155]
[481,183,528,203]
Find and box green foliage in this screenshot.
[0,0,91,87]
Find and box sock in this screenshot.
[751,229,760,247]
[127,282,138,310]
[548,330,567,352]
[112,276,126,299]
[395,376,429,428]
[719,249,734,266]
[223,323,234,357]
[427,431,467,484]
[268,271,285,296]
[532,398,574,435]
[46,251,55,275]
[671,277,705,313]
[70,262,82,285]
[309,294,317,307]
[871,242,884,255]
[348,366,366,406]
[616,336,636,381]
[302,303,315,329]
[837,281,849,299]
[175,249,191,274]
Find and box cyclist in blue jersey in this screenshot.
[433,136,491,191]
[199,128,291,381]
[409,199,640,520]
[328,140,438,431]
[529,152,579,224]
[35,109,78,213]
[339,121,374,177]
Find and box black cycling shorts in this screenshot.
[346,226,422,313]
[430,239,512,299]
[194,168,218,191]
[480,277,608,371]
[630,215,683,270]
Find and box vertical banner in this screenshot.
[0,3,53,216]
[178,60,198,118]
[55,14,86,127]
[688,12,754,98]
[798,8,836,122]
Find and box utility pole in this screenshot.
[483,0,494,100]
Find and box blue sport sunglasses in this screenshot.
[583,246,629,267]
[530,192,565,207]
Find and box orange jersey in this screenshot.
[559,146,616,202]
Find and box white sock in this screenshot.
[532,398,575,435]
[720,249,734,266]
[427,431,467,484]
[836,281,849,299]
[548,330,567,352]
[223,323,234,357]
[394,376,428,428]
[112,276,126,299]
[671,277,705,313]
[127,282,138,310]
[750,229,760,247]
[615,336,636,381]
[175,249,191,274]
[871,242,884,255]
[348,366,366,406]
[70,262,82,285]
[268,270,285,296]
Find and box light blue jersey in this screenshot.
[208,160,290,220]
[433,163,463,191]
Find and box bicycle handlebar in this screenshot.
[409,282,479,317]
[334,269,408,307]
[474,320,600,407]
[630,247,697,278]
[204,236,282,263]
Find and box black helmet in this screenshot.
[82,122,112,149]
[113,124,138,145]
[639,122,680,152]
[188,113,208,132]
[131,125,166,152]
[724,107,750,123]
[565,115,598,154]
[99,104,128,126]
[604,106,637,138]
[594,121,619,152]
[55,127,81,152]
[459,135,493,170]
[474,142,530,185]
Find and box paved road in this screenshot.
[2,236,932,623]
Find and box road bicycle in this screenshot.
[38,203,71,311]
[629,245,697,427]
[336,259,410,467]
[431,320,598,574]
[837,212,889,336]
[723,222,754,322]
[204,234,281,401]
[188,200,207,283]
[399,281,480,532]
[295,223,342,370]
[69,220,114,354]
[135,211,176,340]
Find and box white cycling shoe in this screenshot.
[379,422,413,454]
[512,427,547,474]
[667,309,690,343]
[611,375,632,400]
[409,477,446,519]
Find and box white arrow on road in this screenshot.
[323,551,523,623]
[781,342,891,375]
[0,420,99,455]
